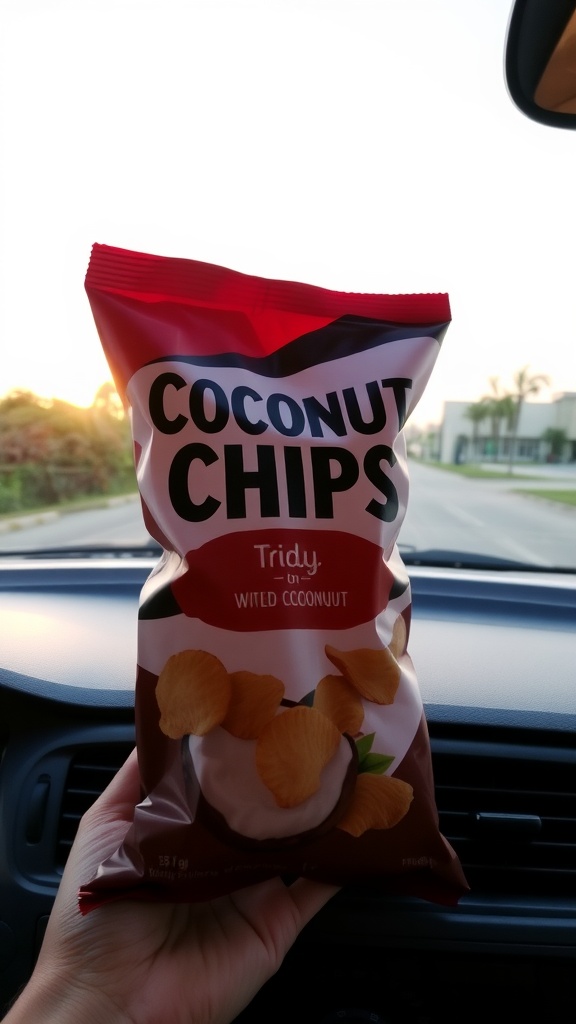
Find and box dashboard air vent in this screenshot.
[55,728,576,899]
[56,742,134,868]
[431,726,576,897]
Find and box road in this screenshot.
[0,495,153,552]
[0,464,574,569]
[402,461,576,567]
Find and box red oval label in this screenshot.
[171,529,393,631]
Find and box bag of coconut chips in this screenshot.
[80,243,468,910]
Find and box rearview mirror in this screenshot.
[505,0,576,128]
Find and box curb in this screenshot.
[0,511,59,534]
[0,494,139,534]
[514,491,576,514]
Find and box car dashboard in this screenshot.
[1,556,575,1023]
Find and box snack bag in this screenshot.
[80,243,468,910]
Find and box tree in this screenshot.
[507,365,550,474]
[93,381,125,419]
[480,377,515,462]
[542,427,567,462]
[0,386,135,512]
[464,402,489,461]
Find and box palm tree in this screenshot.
[464,402,489,461]
[507,365,550,474]
[481,377,515,462]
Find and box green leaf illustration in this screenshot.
[355,732,375,760]
[359,752,395,775]
[355,733,394,774]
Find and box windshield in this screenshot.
[1,0,575,570]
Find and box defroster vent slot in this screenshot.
[56,742,134,869]
[430,728,576,898]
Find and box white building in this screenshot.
[437,392,576,465]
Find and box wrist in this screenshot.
[3,966,130,1024]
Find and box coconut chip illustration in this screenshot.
[155,617,413,848]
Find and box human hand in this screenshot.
[5,748,338,1024]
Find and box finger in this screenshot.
[57,750,140,907]
[285,878,340,929]
[80,747,140,831]
[230,877,339,960]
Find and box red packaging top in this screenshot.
[86,244,451,400]
[86,243,451,325]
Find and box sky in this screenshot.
[1,0,575,428]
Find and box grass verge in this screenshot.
[513,489,576,507]
[0,489,139,525]
[413,460,540,481]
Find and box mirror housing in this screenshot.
[505,0,576,128]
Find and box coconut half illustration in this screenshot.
[182,713,358,850]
